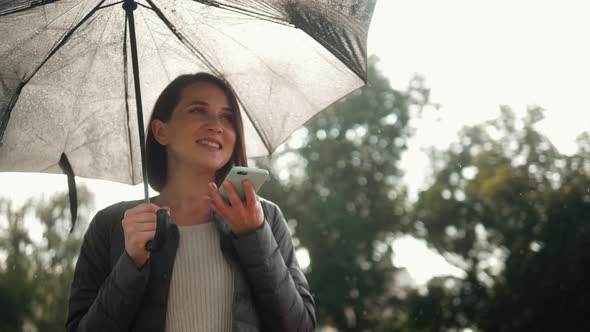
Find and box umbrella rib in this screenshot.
[97,1,125,10]
[33,132,61,153]
[190,0,291,27]
[0,0,59,17]
[2,2,102,65]
[137,7,173,82]
[283,1,370,83]
[65,5,118,153]
[301,29,366,83]
[123,12,136,183]
[64,132,112,157]
[0,0,108,143]
[236,97,272,155]
[144,0,222,77]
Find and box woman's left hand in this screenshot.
[203,180,264,237]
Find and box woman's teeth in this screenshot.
[197,139,221,149]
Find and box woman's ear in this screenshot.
[151,119,169,145]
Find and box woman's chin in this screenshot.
[192,159,229,174]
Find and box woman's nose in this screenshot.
[205,116,223,133]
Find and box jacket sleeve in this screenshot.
[231,201,317,332]
[66,209,151,332]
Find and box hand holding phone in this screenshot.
[219,166,269,203]
[208,166,269,236]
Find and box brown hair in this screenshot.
[145,73,248,192]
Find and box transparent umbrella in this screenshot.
[0,0,377,233]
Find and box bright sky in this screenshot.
[1,0,589,286]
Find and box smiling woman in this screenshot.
[145,73,246,192]
[65,73,317,332]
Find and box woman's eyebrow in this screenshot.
[187,100,233,112]
[187,100,209,107]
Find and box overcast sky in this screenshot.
[369,0,590,200]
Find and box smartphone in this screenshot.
[219,166,270,202]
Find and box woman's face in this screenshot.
[153,81,237,174]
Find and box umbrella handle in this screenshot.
[145,209,170,252]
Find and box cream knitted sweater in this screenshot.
[164,222,234,332]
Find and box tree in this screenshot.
[0,187,93,332]
[0,199,35,332]
[257,57,432,331]
[407,107,590,331]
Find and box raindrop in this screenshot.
[355,125,367,137]
[319,187,330,198]
[445,225,458,237]
[529,241,542,252]
[528,164,539,174]
[444,279,456,289]
[469,145,481,156]
[442,189,452,200]
[381,113,397,126]
[345,129,355,141]
[385,176,395,186]
[316,130,327,140]
[462,166,478,180]
[329,128,340,138]
[357,176,367,186]
[455,190,466,201]
[461,137,472,146]
[287,218,298,230]
[387,191,397,200]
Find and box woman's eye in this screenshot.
[190,108,205,113]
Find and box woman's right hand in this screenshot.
[122,203,160,268]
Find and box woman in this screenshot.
[66,73,316,332]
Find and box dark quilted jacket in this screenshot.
[66,197,316,331]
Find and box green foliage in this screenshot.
[257,57,431,331]
[0,187,93,332]
[408,107,590,331]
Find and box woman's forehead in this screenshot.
[178,81,232,109]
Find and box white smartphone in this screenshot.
[219,166,270,202]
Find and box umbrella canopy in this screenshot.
[0,0,376,186]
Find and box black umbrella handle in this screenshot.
[145,209,170,252]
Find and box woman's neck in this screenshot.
[155,165,216,226]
